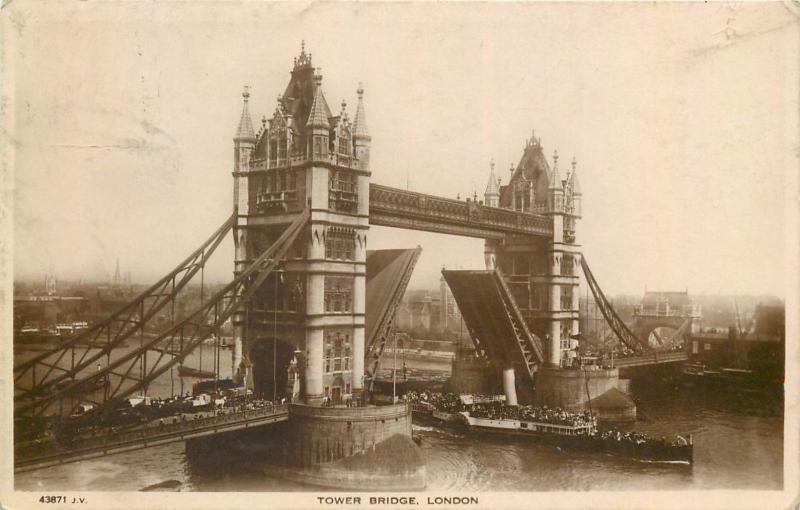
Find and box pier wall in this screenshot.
[534,367,636,420]
[287,402,412,468]
[185,420,289,463]
[449,356,500,395]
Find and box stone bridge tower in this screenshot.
[483,133,583,370]
[231,45,370,405]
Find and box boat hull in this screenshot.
[465,424,693,463]
[412,410,693,464]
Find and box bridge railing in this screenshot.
[603,351,688,368]
[633,305,702,317]
[250,153,362,171]
[16,405,289,459]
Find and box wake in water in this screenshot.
[412,425,435,432]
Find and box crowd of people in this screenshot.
[468,401,596,428]
[404,390,464,412]
[404,391,596,428]
[52,391,282,442]
[582,342,686,365]
[597,428,690,447]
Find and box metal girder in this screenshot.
[16,210,310,418]
[14,213,235,402]
[493,271,545,376]
[580,256,648,353]
[664,318,692,345]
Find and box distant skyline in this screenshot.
[8,2,798,297]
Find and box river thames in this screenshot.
[15,350,783,492]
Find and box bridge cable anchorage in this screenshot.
[365,247,422,391]
[16,210,311,419]
[14,213,235,400]
[580,256,648,353]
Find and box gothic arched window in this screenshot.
[339,129,351,157]
[278,133,287,162]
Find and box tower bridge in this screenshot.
[13,44,680,475]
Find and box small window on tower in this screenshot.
[270,140,277,162]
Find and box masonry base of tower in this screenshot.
[282,403,424,490]
[533,367,636,422]
[185,402,425,490]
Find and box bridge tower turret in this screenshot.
[234,86,257,219]
[544,150,566,367]
[352,83,371,172]
[567,156,582,218]
[483,158,500,208]
[562,156,582,363]
[232,85,257,387]
[482,158,502,271]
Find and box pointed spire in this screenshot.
[569,156,582,195]
[549,149,563,190]
[294,40,312,69]
[235,85,256,141]
[113,257,121,284]
[306,73,330,130]
[352,83,370,140]
[527,128,541,149]
[484,158,500,196]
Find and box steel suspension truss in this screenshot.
[365,247,422,391]
[493,271,545,379]
[662,317,692,346]
[16,210,310,419]
[580,256,648,353]
[14,213,235,403]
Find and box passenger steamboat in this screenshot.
[410,394,693,464]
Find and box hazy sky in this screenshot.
[6,2,798,296]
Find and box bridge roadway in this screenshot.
[14,404,289,473]
[606,351,688,369]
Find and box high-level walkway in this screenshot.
[369,184,552,239]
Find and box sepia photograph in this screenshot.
[1,1,798,509]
